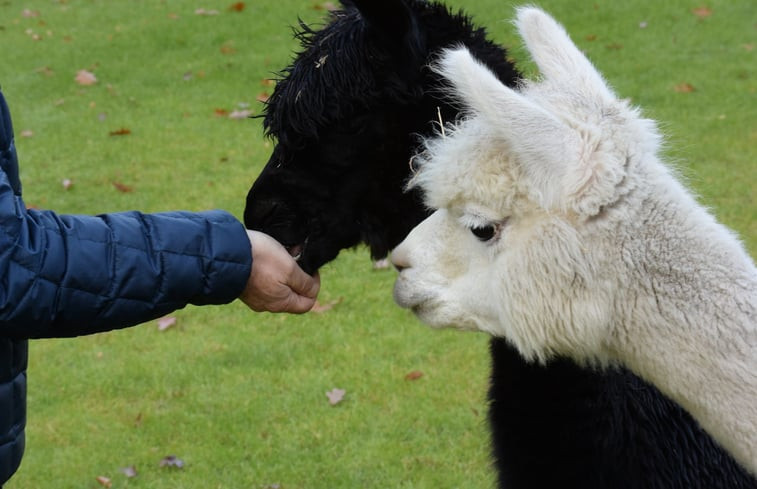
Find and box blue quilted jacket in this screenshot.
[0,90,252,484]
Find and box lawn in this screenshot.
[1,1,754,488]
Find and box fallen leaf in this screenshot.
[22,8,40,18]
[261,78,275,87]
[229,109,253,120]
[312,2,337,10]
[95,475,112,488]
[256,92,270,103]
[157,316,177,331]
[311,297,343,313]
[20,130,33,138]
[109,128,131,136]
[228,2,245,12]
[691,6,712,19]
[112,181,134,193]
[674,82,696,93]
[214,108,229,117]
[326,388,346,406]
[159,455,185,469]
[405,370,424,381]
[120,466,138,478]
[195,8,219,15]
[35,66,54,77]
[585,34,597,42]
[75,69,97,86]
[62,178,73,190]
[220,42,236,54]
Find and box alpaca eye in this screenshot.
[470,225,496,242]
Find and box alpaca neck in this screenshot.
[616,186,757,474]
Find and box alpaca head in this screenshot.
[392,7,662,360]
[244,0,519,274]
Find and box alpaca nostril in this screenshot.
[390,251,410,272]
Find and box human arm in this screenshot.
[0,204,253,339]
[0,91,317,339]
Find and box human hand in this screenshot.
[239,230,320,313]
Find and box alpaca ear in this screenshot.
[349,0,425,60]
[436,48,579,210]
[515,7,615,101]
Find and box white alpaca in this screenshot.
[391,6,757,474]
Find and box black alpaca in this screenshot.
[244,1,756,487]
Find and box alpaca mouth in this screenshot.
[285,238,308,262]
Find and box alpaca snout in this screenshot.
[390,244,411,272]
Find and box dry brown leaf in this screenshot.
[312,2,337,10]
[35,66,54,77]
[112,181,134,193]
[256,92,270,103]
[674,82,696,93]
[75,69,97,86]
[228,2,246,11]
[692,6,712,18]
[95,475,112,488]
[62,178,73,190]
[20,130,33,138]
[405,370,424,381]
[109,128,131,136]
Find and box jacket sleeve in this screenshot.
[0,92,252,339]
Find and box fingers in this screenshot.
[284,292,318,314]
[289,269,321,299]
[282,269,320,314]
[240,229,321,314]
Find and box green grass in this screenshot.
[1,1,754,488]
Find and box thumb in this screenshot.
[285,292,319,314]
[289,269,321,299]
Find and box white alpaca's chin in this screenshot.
[392,275,432,310]
[393,277,480,331]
